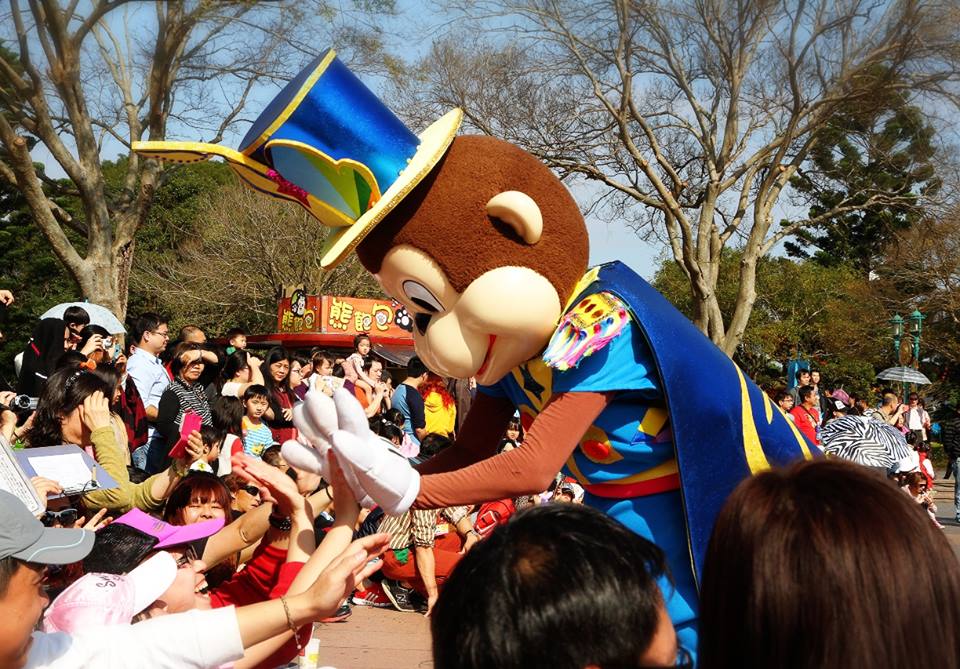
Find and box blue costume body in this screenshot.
[481,261,816,656]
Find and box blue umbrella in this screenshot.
[40,302,125,334]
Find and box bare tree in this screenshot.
[131,183,381,333]
[397,0,960,355]
[0,0,394,319]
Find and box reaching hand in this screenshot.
[74,507,111,531]
[79,334,104,357]
[183,430,206,463]
[231,452,305,516]
[303,533,390,619]
[0,289,13,305]
[30,477,62,514]
[328,452,360,523]
[281,407,294,422]
[78,391,112,432]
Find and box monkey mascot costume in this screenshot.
[137,51,816,654]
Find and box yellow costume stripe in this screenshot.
[638,407,668,437]
[603,458,679,485]
[735,365,770,473]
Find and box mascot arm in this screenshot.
[413,391,612,509]
[415,392,518,476]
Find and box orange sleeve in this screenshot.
[413,391,613,509]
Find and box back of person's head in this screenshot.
[76,324,110,352]
[243,384,269,403]
[28,367,113,447]
[212,395,244,435]
[384,408,405,428]
[406,356,428,378]
[131,311,166,345]
[369,417,403,445]
[220,349,250,383]
[882,392,900,408]
[418,433,452,459]
[432,504,671,669]
[699,459,960,669]
[82,523,158,575]
[261,445,286,469]
[62,305,90,328]
[199,424,224,451]
[179,324,205,343]
[54,350,89,371]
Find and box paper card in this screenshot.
[0,439,43,516]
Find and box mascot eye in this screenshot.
[402,280,443,313]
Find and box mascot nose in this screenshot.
[414,312,432,336]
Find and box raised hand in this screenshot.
[231,452,306,516]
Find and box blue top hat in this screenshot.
[134,49,462,268]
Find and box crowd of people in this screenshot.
[2,294,960,668]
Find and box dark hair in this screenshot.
[243,384,269,402]
[406,356,428,378]
[168,341,204,379]
[199,424,224,450]
[384,408,405,428]
[18,318,68,396]
[76,324,110,352]
[797,369,811,378]
[0,556,21,597]
[353,333,370,349]
[419,433,453,459]
[62,305,90,328]
[212,395,244,435]
[226,327,247,340]
[131,312,166,345]
[27,367,113,447]
[90,364,121,401]
[162,472,231,524]
[362,356,382,373]
[262,445,286,468]
[311,350,335,368]
[797,385,816,402]
[432,504,668,669]
[774,390,792,405]
[699,459,960,669]
[83,523,158,575]
[220,350,250,386]
[370,417,403,444]
[54,350,89,371]
[260,347,295,404]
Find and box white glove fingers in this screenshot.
[281,440,329,479]
[332,387,372,437]
[303,389,339,441]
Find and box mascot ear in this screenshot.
[486,190,543,245]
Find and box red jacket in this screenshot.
[790,405,821,445]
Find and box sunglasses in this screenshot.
[242,485,261,497]
[42,508,78,527]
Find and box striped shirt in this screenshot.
[378,506,469,550]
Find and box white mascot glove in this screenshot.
[282,387,420,516]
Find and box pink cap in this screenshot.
[113,508,225,548]
[42,552,178,633]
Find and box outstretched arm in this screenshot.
[413,391,612,509]
[414,392,518,476]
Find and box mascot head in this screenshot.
[133,50,588,384]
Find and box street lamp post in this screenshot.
[908,309,924,369]
[889,313,904,360]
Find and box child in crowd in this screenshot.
[499,418,523,451]
[343,333,376,391]
[224,327,247,355]
[241,384,274,458]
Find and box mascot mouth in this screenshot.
[476,335,497,377]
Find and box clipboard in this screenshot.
[0,438,44,516]
[15,445,119,497]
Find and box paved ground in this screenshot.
[312,606,433,668]
[304,470,960,668]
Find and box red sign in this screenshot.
[321,295,411,339]
[276,289,413,341]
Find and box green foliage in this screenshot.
[785,70,939,274]
[653,251,889,393]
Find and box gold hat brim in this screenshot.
[318,107,463,269]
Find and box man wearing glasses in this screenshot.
[126,312,172,470]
